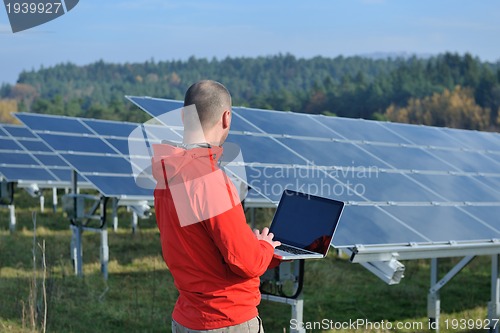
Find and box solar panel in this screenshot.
[0,123,77,186]
[233,107,341,138]
[15,113,180,200]
[127,96,500,250]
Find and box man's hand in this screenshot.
[253,227,281,248]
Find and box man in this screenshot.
[152,80,281,332]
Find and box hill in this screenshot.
[0,53,499,129]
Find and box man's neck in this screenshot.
[183,130,220,147]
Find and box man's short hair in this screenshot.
[184,80,232,130]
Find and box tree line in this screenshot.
[1,53,499,130]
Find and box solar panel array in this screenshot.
[0,123,76,187]
[127,97,500,248]
[14,114,180,200]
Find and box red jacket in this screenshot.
[152,143,275,330]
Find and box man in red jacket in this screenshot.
[152,80,281,332]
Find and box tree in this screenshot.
[384,86,491,130]
[0,99,19,124]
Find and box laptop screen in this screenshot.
[269,189,344,255]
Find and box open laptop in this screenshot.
[270,189,345,260]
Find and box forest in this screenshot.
[1,52,499,131]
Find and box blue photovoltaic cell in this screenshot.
[429,149,500,174]
[318,117,408,144]
[0,166,57,182]
[0,152,38,166]
[385,206,500,241]
[85,175,153,198]
[33,154,68,167]
[489,153,500,164]
[107,139,131,155]
[61,154,132,174]
[50,169,77,183]
[37,134,116,154]
[2,125,37,139]
[228,135,305,165]
[380,122,464,149]
[462,207,500,231]
[17,139,52,152]
[442,127,500,152]
[332,171,443,203]
[16,114,93,134]
[127,96,183,117]
[476,175,500,193]
[244,165,365,203]
[410,174,500,203]
[361,144,455,172]
[0,138,22,150]
[0,127,7,137]
[140,124,182,142]
[235,108,341,138]
[332,206,429,246]
[277,137,387,168]
[83,119,137,138]
[220,109,261,133]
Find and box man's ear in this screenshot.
[222,110,231,129]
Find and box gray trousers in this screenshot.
[172,317,264,333]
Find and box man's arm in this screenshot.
[203,204,280,279]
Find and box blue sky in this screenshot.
[1,0,499,84]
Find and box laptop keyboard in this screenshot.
[276,244,312,255]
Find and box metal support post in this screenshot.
[52,187,58,213]
[100,227,109,280]
[132,211,138,234]
[428,256,475,332]
[291,297,305,333]
[428,258,440,332]
[70,169,83,277]
[488,254,500,333]
[40,194,45,213]
[261,294,305,333]
[8,204,16,233]
[112,197,118,232]
[70,224,83,276]
[100,197,109,280]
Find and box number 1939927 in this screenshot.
[5,2,62,14]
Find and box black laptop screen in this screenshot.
[269,189,344,255]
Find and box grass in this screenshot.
[0,190,496,332]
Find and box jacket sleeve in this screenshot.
[203,203,275,279]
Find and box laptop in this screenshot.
[270,189,345,260]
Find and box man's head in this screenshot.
[183,80,232,146]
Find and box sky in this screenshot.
[1,0,500,85]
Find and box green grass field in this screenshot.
[0,191,495,332]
